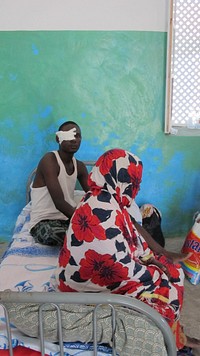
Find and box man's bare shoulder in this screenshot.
[33,152,59,187]
[76,159,88,173]
[36,152,59,175]
[38,151,57,166]
[76,159,86,167]
[76,159,89,191]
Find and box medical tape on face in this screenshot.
[56,128,76,144]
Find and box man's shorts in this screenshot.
[30,219,70,246]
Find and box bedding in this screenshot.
[0,200,172,355]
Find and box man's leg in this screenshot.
[30,220,69,246]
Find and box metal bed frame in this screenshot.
[0,291,177,356]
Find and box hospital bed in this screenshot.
[0,162,177,356]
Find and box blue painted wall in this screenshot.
[0,31,199,241]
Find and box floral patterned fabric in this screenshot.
[55,148,185,349]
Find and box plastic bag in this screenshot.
[140,203,165,247]
[181,212,200,285]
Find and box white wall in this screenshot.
[0,0,168,31]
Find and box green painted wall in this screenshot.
[0,31,199,241]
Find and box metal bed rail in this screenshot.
[0,291,177,356]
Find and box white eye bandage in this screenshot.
[56,128,76,144]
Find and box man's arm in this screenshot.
[33,153,75,219]
[77,160,90,192]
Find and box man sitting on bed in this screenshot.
[29,121,89,246]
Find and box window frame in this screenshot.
[164,0,200,136]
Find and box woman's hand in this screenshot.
[133,220,192,264]
[141,256,172,281]
[162,250,192,264]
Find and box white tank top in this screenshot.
[29,151,77,229]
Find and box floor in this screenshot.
[165,238,200,356]
[0,238,200,355]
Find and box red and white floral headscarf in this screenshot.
[88,148,143,208]
[70,149,145,252]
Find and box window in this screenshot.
[165,0,200,135]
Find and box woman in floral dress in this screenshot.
[55,148,199,350]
